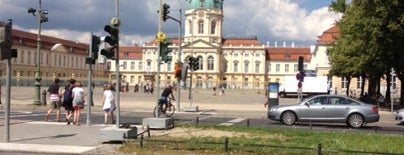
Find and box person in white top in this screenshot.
[72,81,86,125]
[102,84,116,124]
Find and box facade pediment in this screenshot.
[183,39,219,49]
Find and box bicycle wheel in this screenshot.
[165,104,175,117]
[153,106,162,117]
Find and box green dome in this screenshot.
[186,0,223,10]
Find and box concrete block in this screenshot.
[184,105,199,112]
[142,117,174,129]
[98,126,137,143]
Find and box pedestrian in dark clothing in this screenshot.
[45,78,62,122]
[62,79,76,125]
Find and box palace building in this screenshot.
[109,0,311,91]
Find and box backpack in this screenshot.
[63,86,73,103]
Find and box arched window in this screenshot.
[207,56,214,70]
[198,20,204,34]
[211,20,216,34]
[197,56,203,70]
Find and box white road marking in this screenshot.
[219,118,247,126]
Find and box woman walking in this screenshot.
[72,81,85,125]
[102,84,116,124]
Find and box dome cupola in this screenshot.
[186,0,224,10]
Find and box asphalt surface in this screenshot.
[0,86,400,154]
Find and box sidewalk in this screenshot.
[0,87,270,154]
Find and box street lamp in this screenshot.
[28,0,48,105]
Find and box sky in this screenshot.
[0,0,342,47]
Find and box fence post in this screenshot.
[310,121,312,130]
[196,117,199,125]
[224,137,229,152]
[140,135,144,148]
[147,125,151,137]
[246,119,250,127]
[317,143,322,155]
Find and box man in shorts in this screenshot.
[45,78,62,122]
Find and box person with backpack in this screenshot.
[62,79,75,125]
[72,81,86,125]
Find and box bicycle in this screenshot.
[153,97,175,117]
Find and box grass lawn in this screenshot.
[119,125,404,155]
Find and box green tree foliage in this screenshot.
[328,0,404,105]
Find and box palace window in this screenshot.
[207,56,214,70]
[211,21,216,34]
[198,56,203,70]
[233,62,238,73]
[198,20,204,34]
[131,62,135,70]
[255,62,260,73]
[244,61,249,73]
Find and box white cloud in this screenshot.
[224,0,341,46]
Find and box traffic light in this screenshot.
[162,3,170,21]
[188,56,200,71]
[174,62,181,78]
[40,10,49,23]
[193,57,200,71]
[101,25,118,59]
[298,56,304,72]
[159,39,172,63]
[0,20,13,60]
[91,35,100,62]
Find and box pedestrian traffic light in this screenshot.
[159,39,172,63]
[162,3,170,22]
[101,25,118,59]
[0,20,13,60]
[174,62,181,78]
[91,35,100,62]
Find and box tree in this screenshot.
[328,0,404,104]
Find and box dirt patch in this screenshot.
[153,127,286,140]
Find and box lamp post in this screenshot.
[28,0,48,105]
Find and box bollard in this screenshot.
[224,137,229,152]
[41,89,47,106]
[196,117,199,125]
[317,144,322,155]
[140,135,144,148]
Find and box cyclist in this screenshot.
[160,85,175,113]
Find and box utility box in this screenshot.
[267,83,279,108]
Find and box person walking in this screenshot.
[72,81,86,125]
[102,84,116,124]
[45,78,62,122]
[62,79,76,125]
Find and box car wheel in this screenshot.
[347,113,364,128]
[281,111,296,125]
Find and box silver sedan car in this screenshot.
[267,95,380,128]
[395,108,404,124]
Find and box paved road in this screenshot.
[0,87,403,154]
